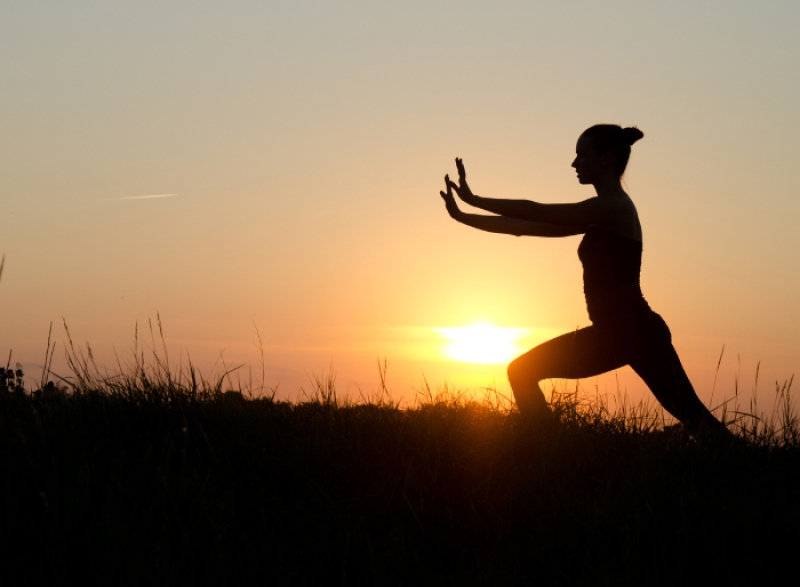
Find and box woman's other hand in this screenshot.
[440,175,461,219]
[447,158,476,204]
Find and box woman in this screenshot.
[439,124,727,436]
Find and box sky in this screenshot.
[2,1,799,415]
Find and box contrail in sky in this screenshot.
[109,193,179,201]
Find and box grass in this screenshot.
[1,331,800,586]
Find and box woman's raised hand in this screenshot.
[447,158,476,204]
[440,175,461,219]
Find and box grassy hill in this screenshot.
[1,350,798,586]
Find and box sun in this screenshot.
[435,323,530,364]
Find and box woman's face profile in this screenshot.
[571,135,607,185]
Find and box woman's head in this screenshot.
[572,125,644,183]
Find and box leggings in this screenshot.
[507,311,724,434]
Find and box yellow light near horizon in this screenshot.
[435,323,530,364]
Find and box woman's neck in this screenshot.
[593,175,626,198]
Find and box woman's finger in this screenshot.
[455,158,466,180]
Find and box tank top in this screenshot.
[577,226,652,324]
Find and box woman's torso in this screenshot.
[578,225,652,324]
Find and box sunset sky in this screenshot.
[2,1,799,412]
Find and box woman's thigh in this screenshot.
[627,318,710,423]
[509,325,629,382]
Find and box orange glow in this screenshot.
[435,323,530,364]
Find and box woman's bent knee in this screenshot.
[507,353,542,389]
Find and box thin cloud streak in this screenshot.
[109,193,179,201]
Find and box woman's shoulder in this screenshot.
[593,195,642,242]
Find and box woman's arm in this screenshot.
[457,212,586,237]
[440,183,584,237]
[447,158,618,226]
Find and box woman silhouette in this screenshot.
[440,125,727,436]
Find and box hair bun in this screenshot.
[622,126,644,146]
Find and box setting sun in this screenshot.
[435,323,530,364]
